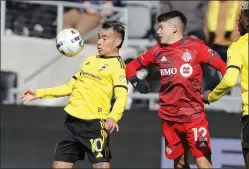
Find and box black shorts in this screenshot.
[54,114,111,164]
[241,115,249,149]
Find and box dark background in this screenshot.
[1,105,241,168]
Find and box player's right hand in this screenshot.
[129,76,149,94]
[20,88,37,104]
[104,117,119,133]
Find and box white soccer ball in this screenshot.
[56,28,84,57]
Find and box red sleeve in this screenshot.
[126,45,156,79]
[197,41,227,76]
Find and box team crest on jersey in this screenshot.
[98,107,102,112]
[99,64,108,72]
[181,49,192,62]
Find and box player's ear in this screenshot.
[116,38,122,48]
[173,25,178,33]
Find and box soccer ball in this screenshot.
[56,28,84,57]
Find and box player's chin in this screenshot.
[158,37,167,45]
[157,38,163,44]
[98,49,104,55]
[159,40,167,45]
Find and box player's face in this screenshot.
[97,28,121,56]
[156,21,175,45]
[238,12,249,36]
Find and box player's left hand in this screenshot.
[202,90,211,104]
[104,117,119,133]
[129,76,149,94]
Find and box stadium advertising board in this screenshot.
[1,105,243,168]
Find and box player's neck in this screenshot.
[104,50,119,57]
[169,34,184,45]
[164,34,184,48]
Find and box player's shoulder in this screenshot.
[227,38,245,59]
[80,55,96,66]
[186,37,205,45]
[111,56,126,69]
[228,40,241,51]
[82,55,97,62]
[233,33,248,46]
[146,44,162,56]
[151,44,162,51]
[85,55,97,61]
[151,44,161,49]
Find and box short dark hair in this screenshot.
[101,20,125,48]
[157,10,187,31]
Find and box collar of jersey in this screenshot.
[166,36,188,48]
[99,55,120,59]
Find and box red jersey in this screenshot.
[126,37,226,123]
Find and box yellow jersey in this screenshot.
[209,33,248,116]
[36,55,128,122]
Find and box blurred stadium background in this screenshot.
[0,0,246,168]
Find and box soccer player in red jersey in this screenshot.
[126,11,227,168]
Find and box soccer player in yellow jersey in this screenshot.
[20,21,128,169]
[203,2,249,168]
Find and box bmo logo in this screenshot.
[160,68,177,76]
[180,64,193,77]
